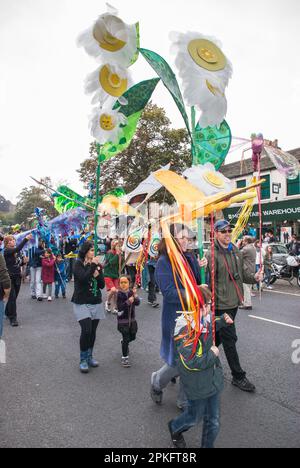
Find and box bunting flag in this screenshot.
[125,225,146,253]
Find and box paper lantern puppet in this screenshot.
[170,31,233,127]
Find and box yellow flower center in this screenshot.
[99,114,116,131]
[198,47,217,63]
[108,73,122,88]
[188,39,226,71]
[203,171,225,188]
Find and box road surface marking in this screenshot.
[265,290,300,298]
[249,315,300,330]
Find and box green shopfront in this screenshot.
[223,198,300,239]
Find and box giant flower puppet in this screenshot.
[77,3,139,68]
[89,105,127,145]
[170,31,233,128]
[85,63,133,107]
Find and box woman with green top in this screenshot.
[104,239,123,314]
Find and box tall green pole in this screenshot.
[93,144,103,295]
[94,148,102,255]
[191,107,206,284]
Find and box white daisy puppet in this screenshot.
[183,163,233,196]
[170,31,233,128]
[84,62,133,107]
[77,3,139,68]
[89,106,127,145]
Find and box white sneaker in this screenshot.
[48,296,52,302]
[267,286,273,290]
[105,301,111,313]
[112,309,118,315]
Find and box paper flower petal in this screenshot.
[183,163,234,196]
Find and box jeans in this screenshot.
[0,300,4,338]
[148,265,157,303]
[151,363,187,408]
[216,308,246,381]
[55,280,66,297]
[171,393,221,449]
[142,267,149,290]
[263,268,272,286]
[30,267,42,298]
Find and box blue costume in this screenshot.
[55,260,67,298]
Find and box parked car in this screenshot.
[268,243,289,266]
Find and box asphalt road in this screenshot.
[0,282,299,448]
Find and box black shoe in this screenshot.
[31,295,37,300]
[152,302,159,308]
[150,386,163,405]
[55,296,59,299]
[168,421,187,449]
[37,297,43,302]
[232,377,256,393]
[10,320,19,327]
[171,377,177,384]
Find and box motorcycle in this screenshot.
[270,255,300,288]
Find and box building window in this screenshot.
[261,175,270,200]
[287,175,300,196]
[236,179,247,189]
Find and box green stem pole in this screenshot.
[191,107,206,284]
[93,145,102,295]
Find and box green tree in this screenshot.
[77,103,192,204]
[0,212,16,229]
[14,178,58,225]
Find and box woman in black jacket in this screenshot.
[72,242,105,373]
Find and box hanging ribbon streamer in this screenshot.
[210,211,216,345]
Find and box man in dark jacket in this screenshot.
[0,254,11,338]
[206,220,263,393]
[288,235,300,256]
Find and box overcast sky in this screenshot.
[0,0,299,203]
